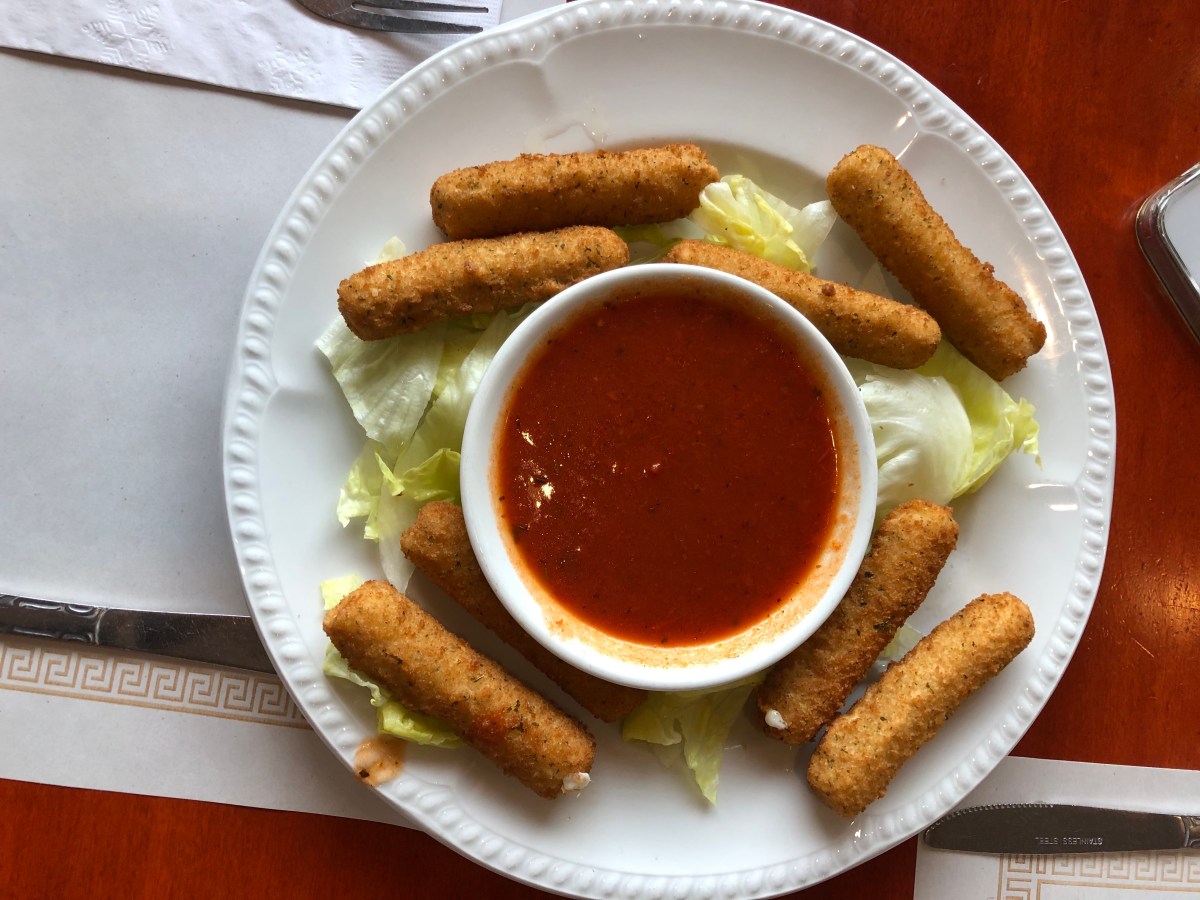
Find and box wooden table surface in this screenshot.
[3,0,1198,897]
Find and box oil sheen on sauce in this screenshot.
[496,289,839,648]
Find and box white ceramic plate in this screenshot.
[222,1,1114,895]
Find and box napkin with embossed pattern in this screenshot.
[0,0,501,108]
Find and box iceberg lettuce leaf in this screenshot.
[844,356,973,517]
[622,674,761,805]
[334,441,404,540]
[366,306,533,586]
[322,298,534,572]
[320,577,462,748]
[321,573,367,610]
[878,621,925,663]
[397,448,461,505]
[376,701,462,747]
[688,175,836,272]
[395,303,535,468]
[316,319,446,456]
[369,448,463,585]
[323,645,462,747]
[916,342,1041,495]
[845,342,1040,517]
[613,220,706,263]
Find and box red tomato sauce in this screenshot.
[496,290,839,647]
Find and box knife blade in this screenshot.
[924,803,1200,855]
[0,594,275,674]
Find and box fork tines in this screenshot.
[299,0,488,35]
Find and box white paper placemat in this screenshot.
[1,0,560,822]
[915,757,1200,898]
[0,45,406,821]
[0,638,410,824]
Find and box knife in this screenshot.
[0,594,275,674]
[924,803,1200,855]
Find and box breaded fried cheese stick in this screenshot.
[337,225,629,340]
[401,502,647,723]
[323,580,595,799]
[807,592,1035,818]
[755,500,958,745]
[826,145,1046,381]
[662,240,941,369]
[429,144,719,240]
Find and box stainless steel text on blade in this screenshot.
[0,594,275,674]
[924,803,1200,855]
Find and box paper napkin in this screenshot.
[915,757,1200,898]
[0,0,502,108]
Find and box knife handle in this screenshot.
[0,594,104,643]
[1186,816,1200,849]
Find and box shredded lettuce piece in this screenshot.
[320,576,462,748]
[395,305,533,468]
[396,448,461,505]
[320,273,535,584]
[369,448,463,585]
[629,624,929,805]
[878,622,924,664]
[688,175,836,272]
[372,236,408,263]
[613,220,706,263]
[376,699,461,746]
[917,343,1041,494]
[316,318,446,454]
[374,489,421,589]
[323,645,462,747]
[314,229,448,462]
[845,358,972,517]
[845,342,1040,518]
[622,674,762,805]
[388,306,532,582]
[321,573,367,610]
[334,441,402,540]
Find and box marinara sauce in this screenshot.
[496,289,839,647]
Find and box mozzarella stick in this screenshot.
[401,502,647,722]
[755,500,958,744]
[662,240,941,369]
[337,226,629,340]
[826,145,1046,381]
[807,592,1035,818]
[430,144,719,240]
[323,580,595,799]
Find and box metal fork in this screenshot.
[297,0,488,34]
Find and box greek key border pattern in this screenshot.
[0,635,308,729]
[999,854,1200,898]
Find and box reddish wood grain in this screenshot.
[3,1,1197,897]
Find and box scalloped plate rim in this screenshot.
[221,1,1114,896]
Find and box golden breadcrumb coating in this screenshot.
[401,502,647,722]
[430,144,719,240]
[826,145,1046,381]
[662,240,941,369]
[807,592,1035,818]
[755,500,958,745]
[337,225,629,340]
[323,580,595,799]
